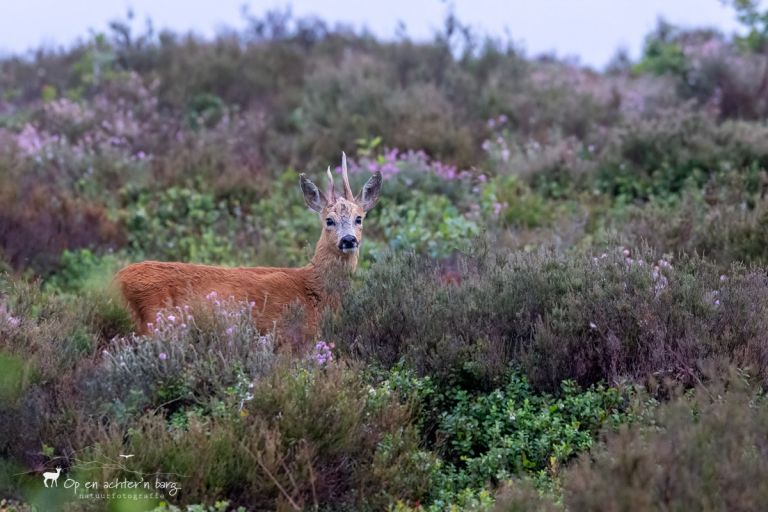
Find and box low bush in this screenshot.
[77,363,433,510]
[492,479,560,512]
[74,298,278,425]
[0,184,123,275]
[123,186,255,265]
[598,178,768,269]
[562,375,768,511]
[594,112,768,201]
[433,376,622,492]
[329,246,768,391]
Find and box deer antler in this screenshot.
[326,166,336,202]
[341,152,354,200]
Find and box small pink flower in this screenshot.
[159,352,168,360]
[226,327,234,336]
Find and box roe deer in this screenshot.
[43,467,61,487]
[115,153,382,339]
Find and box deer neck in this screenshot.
[305,238,357,305]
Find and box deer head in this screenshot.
[300,152,382,259]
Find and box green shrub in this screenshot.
[481,175,559,228]
[124,186,246,264]
[78,363,432,510]
[376,191,479,259]
[370,365,623,509]
[44,248,122,293]
[562,376,768,511]
[594,112,768,201]
[434,375,622,492]
[634,21,688,76]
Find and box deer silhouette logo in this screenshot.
[42,467,61,487]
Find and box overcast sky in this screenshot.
[0,1,762,68]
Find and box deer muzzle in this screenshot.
[339,235,359,253]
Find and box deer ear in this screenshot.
[359,171,382,212]
[300,174,326,213]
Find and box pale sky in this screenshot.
[0,1,762,68]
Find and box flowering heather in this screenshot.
[340,148,472,181]
[15,124,48,156]
[0,301,20,331]
[312,340,335,366]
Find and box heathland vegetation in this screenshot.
[3,2,768,510]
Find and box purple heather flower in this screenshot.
[159,352,168,361]
[313,341,334,366]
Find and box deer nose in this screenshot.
[339,235,358,251]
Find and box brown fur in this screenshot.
[115,161,381,339]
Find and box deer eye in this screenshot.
[326,218,335,227]
[355,216,363,225]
